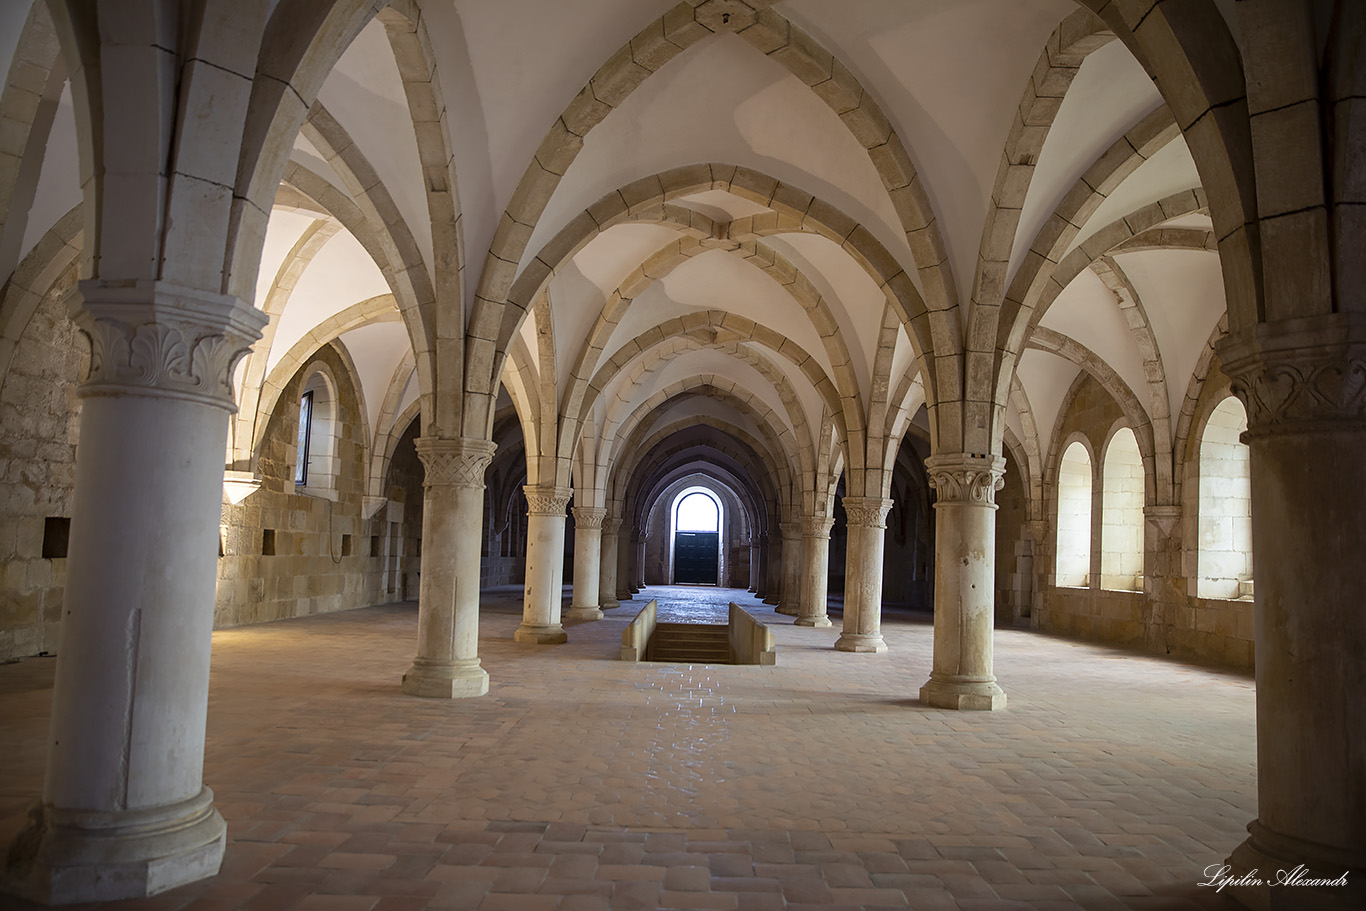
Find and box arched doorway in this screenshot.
[672,488,722,584]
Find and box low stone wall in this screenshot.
[728,602,776,666]
[1037,586,1253,670]
[619,599,657,661]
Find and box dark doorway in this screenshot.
[674,532,719,584]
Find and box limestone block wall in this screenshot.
[1016,373,1255,671]
[215,346,386,625]
[0,281,82,660]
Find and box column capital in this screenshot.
[925,453,1006,506]
[1219,314,1366,437]
[602,516,623,535]
[801,515,835,537]
[1143,504,1181,537]
[70,279,268,411]
[572,506,607,529]
[841,496,893,528]
[415,437,496,489]
[525,485,572,516]
[779,521,800,538]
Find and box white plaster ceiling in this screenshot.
[1016,347,1082,447]
[336,319,411,443]
[570,223,680,296]
[1011,38,1163,284]
[18,84,78,266]
[1038,267,1149,417]
[520,32,908,280]
[1070,137,1202,253]
[253,209,316,311]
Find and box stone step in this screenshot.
[649,622,733,664]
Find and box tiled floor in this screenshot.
[0,586,1253,910]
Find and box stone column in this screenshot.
[748,538,760,592]
[515,486,572,643]
[634,533,647,590]
[1219,322,1366,904]
[599,515,621,610]
[755,534,771,600]
[616,525,634,601]
[835,497,893,652]
[764,531,782,605]
[777,521,801,615]
[402,437,496,697]
[920,454,1007,711]
[4,281,266,903]
[796,516,834,628]
[566,506,605,621]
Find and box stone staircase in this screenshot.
[648,622,733,664]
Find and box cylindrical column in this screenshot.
[403,437,496,697]
[748,539,760,592]
[599,515,621,610]
[566,506,605,621]
[8,282,266,904]
[515,486,571,643]
[634,534,647,590]
[1220,323,1366,906]
[616,525,634,601]
[796,516,834,628]
[755,534,770,600]
[763,530,782,604]
[777,521,801,616]
[835,497,893,652]
[920,454,1007,711]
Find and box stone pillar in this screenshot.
[402,437,496,697]
[777,521,801,615]
[3,281,266,903]
[616,525,634,601]
[599,515,621,610]
[920,454,1007,711]
[763,533,782,604]
[634,534,647,590]
[748,538,760,592]
[796,516,834,628]
[566,506,605,621]
[755,534,770,600]
[1219,322,1366,906]
[515,486,571,644]
[835,497,893,653]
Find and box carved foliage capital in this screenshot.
[779,521,800,538]
[525,485,572,516]
[416,437,496,489]
[925,454,1006,506]
[72,280,268,410]
[601,516,623,535]
[573,506,607,529]
[801,516,835,537]
[842,496,893,528]
[1227,349,1366,434]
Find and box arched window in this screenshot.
[1198,396,1252,599]
[1101,427,1144,591]
[676,491,719,531]
[293,368,340,498]
[1056,441,1092,587]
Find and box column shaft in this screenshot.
[599,516,621,610]
[566,506,605,621]
[403,438,496,697]
[835,498,892,652]
[777,522,801,616]
[795,517,834,628]
[756,535,770,600]
[920,455,1007,710]
[6,282,266,904]
[616,528,634,601]
[516,486,571,644]
[634,536,646,590]
[1221,324,1366,906]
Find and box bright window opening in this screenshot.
[1198,397,1253,599]
[1056,441,1092,587]
[1101,428,1144,591]
[676,491,719,532]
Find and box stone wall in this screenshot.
[1023,372,1254,671]
[0,279,81,660]
[215,346,387,625]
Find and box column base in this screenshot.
[794,615,832,628]
[775,604,798,616]
[3,788,225,904]
[762,596,780,605]
[616,591,633,602]
[513,624,568,645]
[600,598,620,611]
[1223,821,1365,910]
[564,606,603,622]
[835,632,887,653]
[919,675,1007,711]
[401,658,490,698]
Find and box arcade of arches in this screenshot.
[0,1,1363,908]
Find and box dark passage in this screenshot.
[673,531,719,584]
